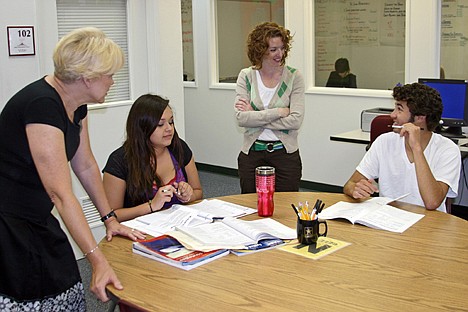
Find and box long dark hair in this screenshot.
[123,94,184,203]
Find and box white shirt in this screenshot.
[256,70,279,142]
[356,132,461,212]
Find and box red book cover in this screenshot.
[132,235,228,269]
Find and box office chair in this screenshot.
[366,114,394,151]
[117,300,150,312]
[107,298,150,312]
[446,198,452,214]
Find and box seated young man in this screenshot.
[343,83,461,212]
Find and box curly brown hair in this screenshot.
[392,83,443,131]
[247,22,293,69]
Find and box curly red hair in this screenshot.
[247,22,293,69]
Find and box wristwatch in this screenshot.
[100,210,116,222]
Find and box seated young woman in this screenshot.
[103,94,203,221]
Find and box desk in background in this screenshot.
[101,192,468,311]
[330,128,468,153]
[330,129,369,145]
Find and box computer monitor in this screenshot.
[418,78,468,138]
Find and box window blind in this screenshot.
[56,0,130,102]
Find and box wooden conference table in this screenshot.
[100,192,468,311]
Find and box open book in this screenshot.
[132,235,229,270]
[167,217,296,251]
[319,196,424,233]
[122,199,257,237]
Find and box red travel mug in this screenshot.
[255,166,275,217]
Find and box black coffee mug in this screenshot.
[296,218,328,245]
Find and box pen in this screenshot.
[389,125,424,130]
[291,204,300,218]
[313,199,322,211]
[317,202,325,214]
[311,208,317,220]
[162,188,180,194]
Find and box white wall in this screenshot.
[0,0,443,191]
[0,1,40,106]
[0,0,455,253]
[0,0,186,258]
[0,0,185,186]
[184,0,440,188]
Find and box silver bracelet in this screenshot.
[83,245,99,257]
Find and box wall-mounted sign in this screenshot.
[7,26,35,56]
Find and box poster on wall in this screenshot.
[440,0,468,79]
[181,0,194,81]
[7,26,35,56]
[379,0,406,47]
[314,0,405,89]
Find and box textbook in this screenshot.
[319,196,424,233]
[123,199,257,237]
[167,217,296,251]
[132,235,229,270]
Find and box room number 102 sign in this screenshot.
[7,26,36,56]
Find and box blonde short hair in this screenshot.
[53,27,124,83]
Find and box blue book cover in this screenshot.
[230,238,285,256]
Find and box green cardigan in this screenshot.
[234,66,305,154]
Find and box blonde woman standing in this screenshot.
[0,27,144,310]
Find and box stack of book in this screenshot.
[131,200,295,269]
[133,235,229,271]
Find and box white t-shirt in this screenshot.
[256,70,279,142]
[356,132,461,212]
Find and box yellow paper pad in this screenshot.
[279,237,351,260]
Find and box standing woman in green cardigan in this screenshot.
[234,22,305,194]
